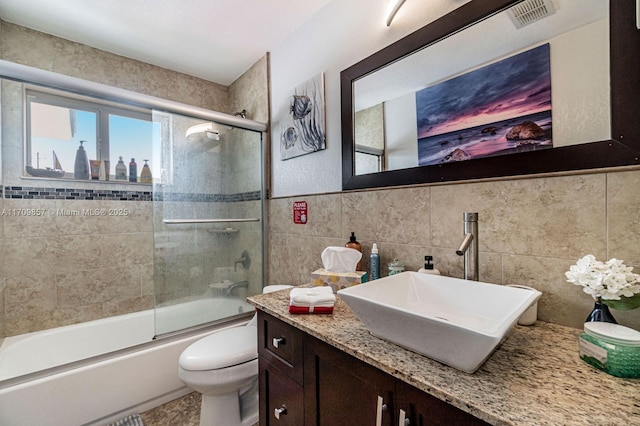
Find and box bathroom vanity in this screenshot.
[248,289,640,425]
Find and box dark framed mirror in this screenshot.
[341,0,640,191]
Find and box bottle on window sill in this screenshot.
[140,160,152,184]
[115,156,127,180]
[129,158,137,182]
[74,140,90,180]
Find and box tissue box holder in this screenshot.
[311,269,368,293]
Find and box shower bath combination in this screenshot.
[0,83,266,424]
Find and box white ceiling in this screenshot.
[0,0,336,85]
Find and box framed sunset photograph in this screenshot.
[416,43,552,166]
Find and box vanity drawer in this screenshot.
[259,358,304,426]
[257,310,304,384]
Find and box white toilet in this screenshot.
[178,285,292,426]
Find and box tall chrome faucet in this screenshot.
[456,212,479,281]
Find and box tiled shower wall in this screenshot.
[0,21,268,338]
[268,169,640,330]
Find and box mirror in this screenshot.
[342,0,640,190]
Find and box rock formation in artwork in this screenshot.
[440,148,471,163]
[505,121,545,140]
[481,126,498,135]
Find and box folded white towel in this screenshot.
[290,287,336,307]
[290,300,336,307]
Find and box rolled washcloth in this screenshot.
[289,287,336,314]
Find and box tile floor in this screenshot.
[139,392,258,426]
[140,392,201,426]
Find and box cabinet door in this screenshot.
[304,335,395,426]
[257,310,304,384]
[396,381,490,426]
[259,357,304,426]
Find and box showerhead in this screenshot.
[186,123,220,141]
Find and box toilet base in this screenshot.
[199,379,258,426]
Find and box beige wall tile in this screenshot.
[270,194,341,237]
[269,232,343,285]
[103,294,154,317]
[140,262,155,296]
[6,302,103,336]
[431,174,607,259]
[1,199,152,238]
[1,23,55,70]
[268,170,640,329]
[55,265,143,307]
[502,254,591,329]
[355,104,384,150]
[52,41,139,91]
[342,187,431,246]
[607,169,640,265]
[1,80,24,187]
[228,54,269,122]
[0,193,5,338]
[0,22,266,341]
[0,276,5,339]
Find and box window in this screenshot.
[25,88,160,183]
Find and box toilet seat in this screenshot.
[179,326,257,371]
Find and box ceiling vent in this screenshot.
[506,0,556,29]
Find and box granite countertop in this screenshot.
[248,288,640,426]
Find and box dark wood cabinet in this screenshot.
[304,334,395,425]
[396,380,489,426]
[257,311,489,426]
[259,359,304,426]
[257,311,304,425]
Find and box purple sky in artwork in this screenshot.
[416,44,551,139]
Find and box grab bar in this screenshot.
[162,218,260,224]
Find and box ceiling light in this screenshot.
[386,0,407,27]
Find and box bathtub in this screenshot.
[0,297,254,426]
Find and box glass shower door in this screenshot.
[152,110,264,336]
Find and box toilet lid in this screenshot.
[179,326,257,371]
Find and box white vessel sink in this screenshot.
[337,271,541,373]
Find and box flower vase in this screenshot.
[585,297,618,324]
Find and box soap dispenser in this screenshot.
[73,140,90,180]
[140,159,152,183]
[345,232,362,271]
[418,255,440,275]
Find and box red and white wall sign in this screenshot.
[293,201,308,224]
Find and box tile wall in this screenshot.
[268,170,640,330]
[0,21,268,338]
[227,55,270,297]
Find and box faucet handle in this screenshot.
[234,250,251,270]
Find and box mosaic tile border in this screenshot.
[3,186,152,201]
[1,185,261,203]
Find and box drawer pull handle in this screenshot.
[274,405,287,419]
[376,396,387,426]
[273,337,286,348]
[399,408,410,426]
